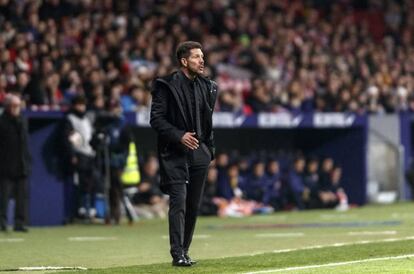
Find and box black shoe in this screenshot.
[184,253,197,265]
[13,226,28,233]
[172,255,192,267]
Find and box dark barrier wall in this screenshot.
[24,111,368,226]
[400,112,413,199]
[132,128,367,205]
[27,113,65,226]
[131,112,368,205]
[303,128,367,205]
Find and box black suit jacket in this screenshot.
[150,71,218,191]
[0,112,31,179]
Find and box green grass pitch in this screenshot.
[1,203,414,273]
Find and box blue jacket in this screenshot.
[241,173,267,202]
[288,170,305,193]
[263,173,281,204]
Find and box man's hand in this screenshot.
[138,182,151,192]
[181,132,199,150]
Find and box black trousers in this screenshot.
[0,177,28,228]
[168,146,210,258]
[109,167,122,224]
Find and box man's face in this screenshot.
[7,96,22,117]
[322,158,333,172]
[228,165,239,178]
[74,103,86,113]
[308,161,318,173]
[295,159,305,172]
[182,48,204,76]
[253,163,265,177]
[268,161,279,174]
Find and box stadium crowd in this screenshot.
[0,0,406,224]
[1,0,414,114]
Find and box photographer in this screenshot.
[63,95,97,220]
[94,100,129,224]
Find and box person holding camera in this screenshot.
[63,95,97,220]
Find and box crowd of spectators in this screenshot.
[1,0,414,114]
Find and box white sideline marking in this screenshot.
[255,233,304,238]
[270,236,414,254]
[0,238,24,242]
[68,236,117,241]
[244,254,414,274]
[391,212,414,218]
[320,214,356,220]
[348,230,397,236]
[162,234,211,240]
[194,234,211,239]
[18,266,87,271]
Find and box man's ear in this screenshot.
[181,58,187,67]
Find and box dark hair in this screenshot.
[176,41,202,66]
[71,95,87,105]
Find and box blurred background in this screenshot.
[1,0,414,227]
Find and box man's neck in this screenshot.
[181,68,196,80]
[5,111,19,119]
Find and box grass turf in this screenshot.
[72,240,414,273]
[1,203,414,273]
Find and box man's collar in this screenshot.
[179,69,197,83]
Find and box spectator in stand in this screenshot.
[246,79,273,112]
[44,72,63,108]
[120,85,147,112]
[0,75,7,102]
[217,88,245,113]
[2,0,414,114]
[15,71,30,101]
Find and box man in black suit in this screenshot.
[150,41,217,266]
[0,94,31,232]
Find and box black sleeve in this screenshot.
[0,119,5,162]
[61,117,76,160]
[22,117,32,164]
[150,80,185,144]
[205,81,218,159]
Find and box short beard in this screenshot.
[188,67,202,77]
[182,66,201,79]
